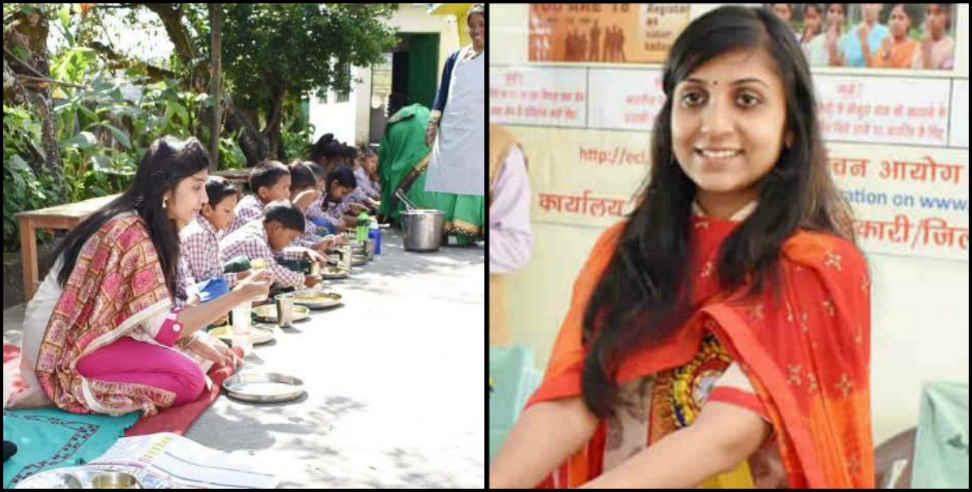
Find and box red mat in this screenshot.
[4,343,242,436]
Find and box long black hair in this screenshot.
[53,136,211,297]
[580,6,857,418]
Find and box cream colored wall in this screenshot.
[491,3,970,448]
[309,3,461,145]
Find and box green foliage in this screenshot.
[278,98,315,163]
[219,129,247,170]
[3,3,361,252]
[219,4,399,112]
[3,105,56,253]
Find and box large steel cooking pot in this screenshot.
[401,209,444,251]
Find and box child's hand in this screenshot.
[305,248,327,267]
[304,274,321,288]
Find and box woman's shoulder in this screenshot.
[781,228,868,276]
[99,211,151,248]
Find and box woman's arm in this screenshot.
[489,147,533,274]
[580,401,771,488]
[489,395,599,488]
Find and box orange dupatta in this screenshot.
[526,215,874,488]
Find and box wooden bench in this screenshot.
[16,193,120,301]
[212,169,250,193]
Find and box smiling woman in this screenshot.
[490,5,874,489]
[10,136,272,417]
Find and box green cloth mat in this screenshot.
[911,380,969,488]
[3,407,140,488]
[489,345,541,464]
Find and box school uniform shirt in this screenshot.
[174,253,197,307]
[352,167,379,199]
[307,193,343,229]
[293,209,329,249]
[224,194,267,236]
[180,215,237,289]
[218,220,308,288]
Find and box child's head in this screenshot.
[325,165,358,203]
[201,176,240,231]
[287,160,318,200]
[262,200,305,251]
[309,133,335,167]
[249,160,291,203]
[356,145,378,174]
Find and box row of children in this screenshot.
[174,146,381,305]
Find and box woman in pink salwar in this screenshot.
[11,136,272,416]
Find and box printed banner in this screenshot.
[815,76,951,146]
[528,4,691,64]
[506,125,969,260]
[828,143,968,261]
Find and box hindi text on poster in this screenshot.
[490,67,587,127]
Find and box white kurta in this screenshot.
[425,45,485,196]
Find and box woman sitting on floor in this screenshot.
[11,136,273,416]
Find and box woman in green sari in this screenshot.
[378,95,483,245]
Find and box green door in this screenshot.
[407,33,439,109]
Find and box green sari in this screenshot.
[378,104,484,244]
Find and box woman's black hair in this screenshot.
[53,136,211,296]
[326,164,358,191]
[288,160,317,193]
[309,133,335,163]
[580,5,857,419]
[262,200,306,233]
[205,175,239,208]
[249,160,290,196]
[387,92,407,118]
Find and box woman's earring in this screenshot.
[162,198,168,209]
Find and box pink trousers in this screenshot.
[76,337,205,406]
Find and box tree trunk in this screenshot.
[225,104,269,165]
[141,3,266,167]
[6,9,66,197]
[208,3,223,170]
[264,87,285,160]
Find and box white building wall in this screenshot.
[308,3,461,146]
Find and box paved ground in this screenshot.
[3,230,485,488]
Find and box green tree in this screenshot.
[144,3,398,164]
[219,3,398,161]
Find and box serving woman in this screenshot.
[490,6,873,488]
[422,3,486,243]
[13,136,272,416]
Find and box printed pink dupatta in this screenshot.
[35,212,178,416]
